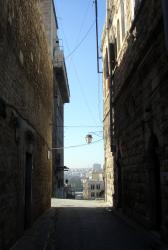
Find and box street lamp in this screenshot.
[85,134,93,144]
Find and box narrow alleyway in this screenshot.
[12,199,167,250]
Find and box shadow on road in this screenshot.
[11,199,167,250]
[46,199,166,250]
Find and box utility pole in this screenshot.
[94,0,102,74]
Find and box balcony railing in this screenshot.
[53,47,70,103]
[53,49,65,68]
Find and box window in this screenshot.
[91,184,95,190]
[96,184,100,190]
[117,19,121,53]
[104,49,109,79]
[91,192,95,197]
[120,0,125,40]
[109,42,117,71]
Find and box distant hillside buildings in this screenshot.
[64,165,105,200]
[93,163,101,171]
[82,166,104,200]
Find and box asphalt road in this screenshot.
[46,199,165,250]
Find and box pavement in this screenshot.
[11,199,168,250]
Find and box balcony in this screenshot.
[53,49,70,103]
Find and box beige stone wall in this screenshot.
[39,0,57,58]
[0,0,53,248]
[102,20,114,206]
[107,0,134,65]
[104,0,168,242]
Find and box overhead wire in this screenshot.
[59,21,98,125]
[56,1,102,126]
[51,138,103,150]
[65,20,95,60]
[66,0,94,60]
[56,125,103,128]
[72,60,98,124]
[75,0,103,125]
[75,0,93,42]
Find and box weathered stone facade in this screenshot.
[103,0,168,241]
[0,0,53,249]
[39,0,70,198]
[83,170,104,200]
[52,46,70,198]
[102,24,114,206]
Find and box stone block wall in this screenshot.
[0,0,53,249]
[102,26,114,206]
[112,0,168,241]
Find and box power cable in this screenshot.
[71,60,98,124]
[63,125,102,128]
[59,22,97,124]
[68,0,93,62]
[56,3,102,125]
[68,0,93,80]
[75,0,93,42]
[51,138,103,150]
[65,20,95,60]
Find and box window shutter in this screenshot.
[109,42,116,71]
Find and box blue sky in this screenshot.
[55,0,106,169]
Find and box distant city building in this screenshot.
[92,170,104,181]
[64,168,93,195]
[82,170,105,200]
[65,167,104,200]
[65,168,92,179]
[93,163,102,171]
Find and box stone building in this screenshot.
[0,1,53,249]
[39,0,70,198]
[102,16,114,206]
[102,0,168,241]
[83,169,104,200]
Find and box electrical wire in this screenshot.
[51,125,103,128]
[65,20,95,60]
[51,138,103,150]
[67,0,93,61]
[75,0,93,42]
[59,22,98,124]
[71,60,98,124]
[56,3,102,126]
[64,125,102,128]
